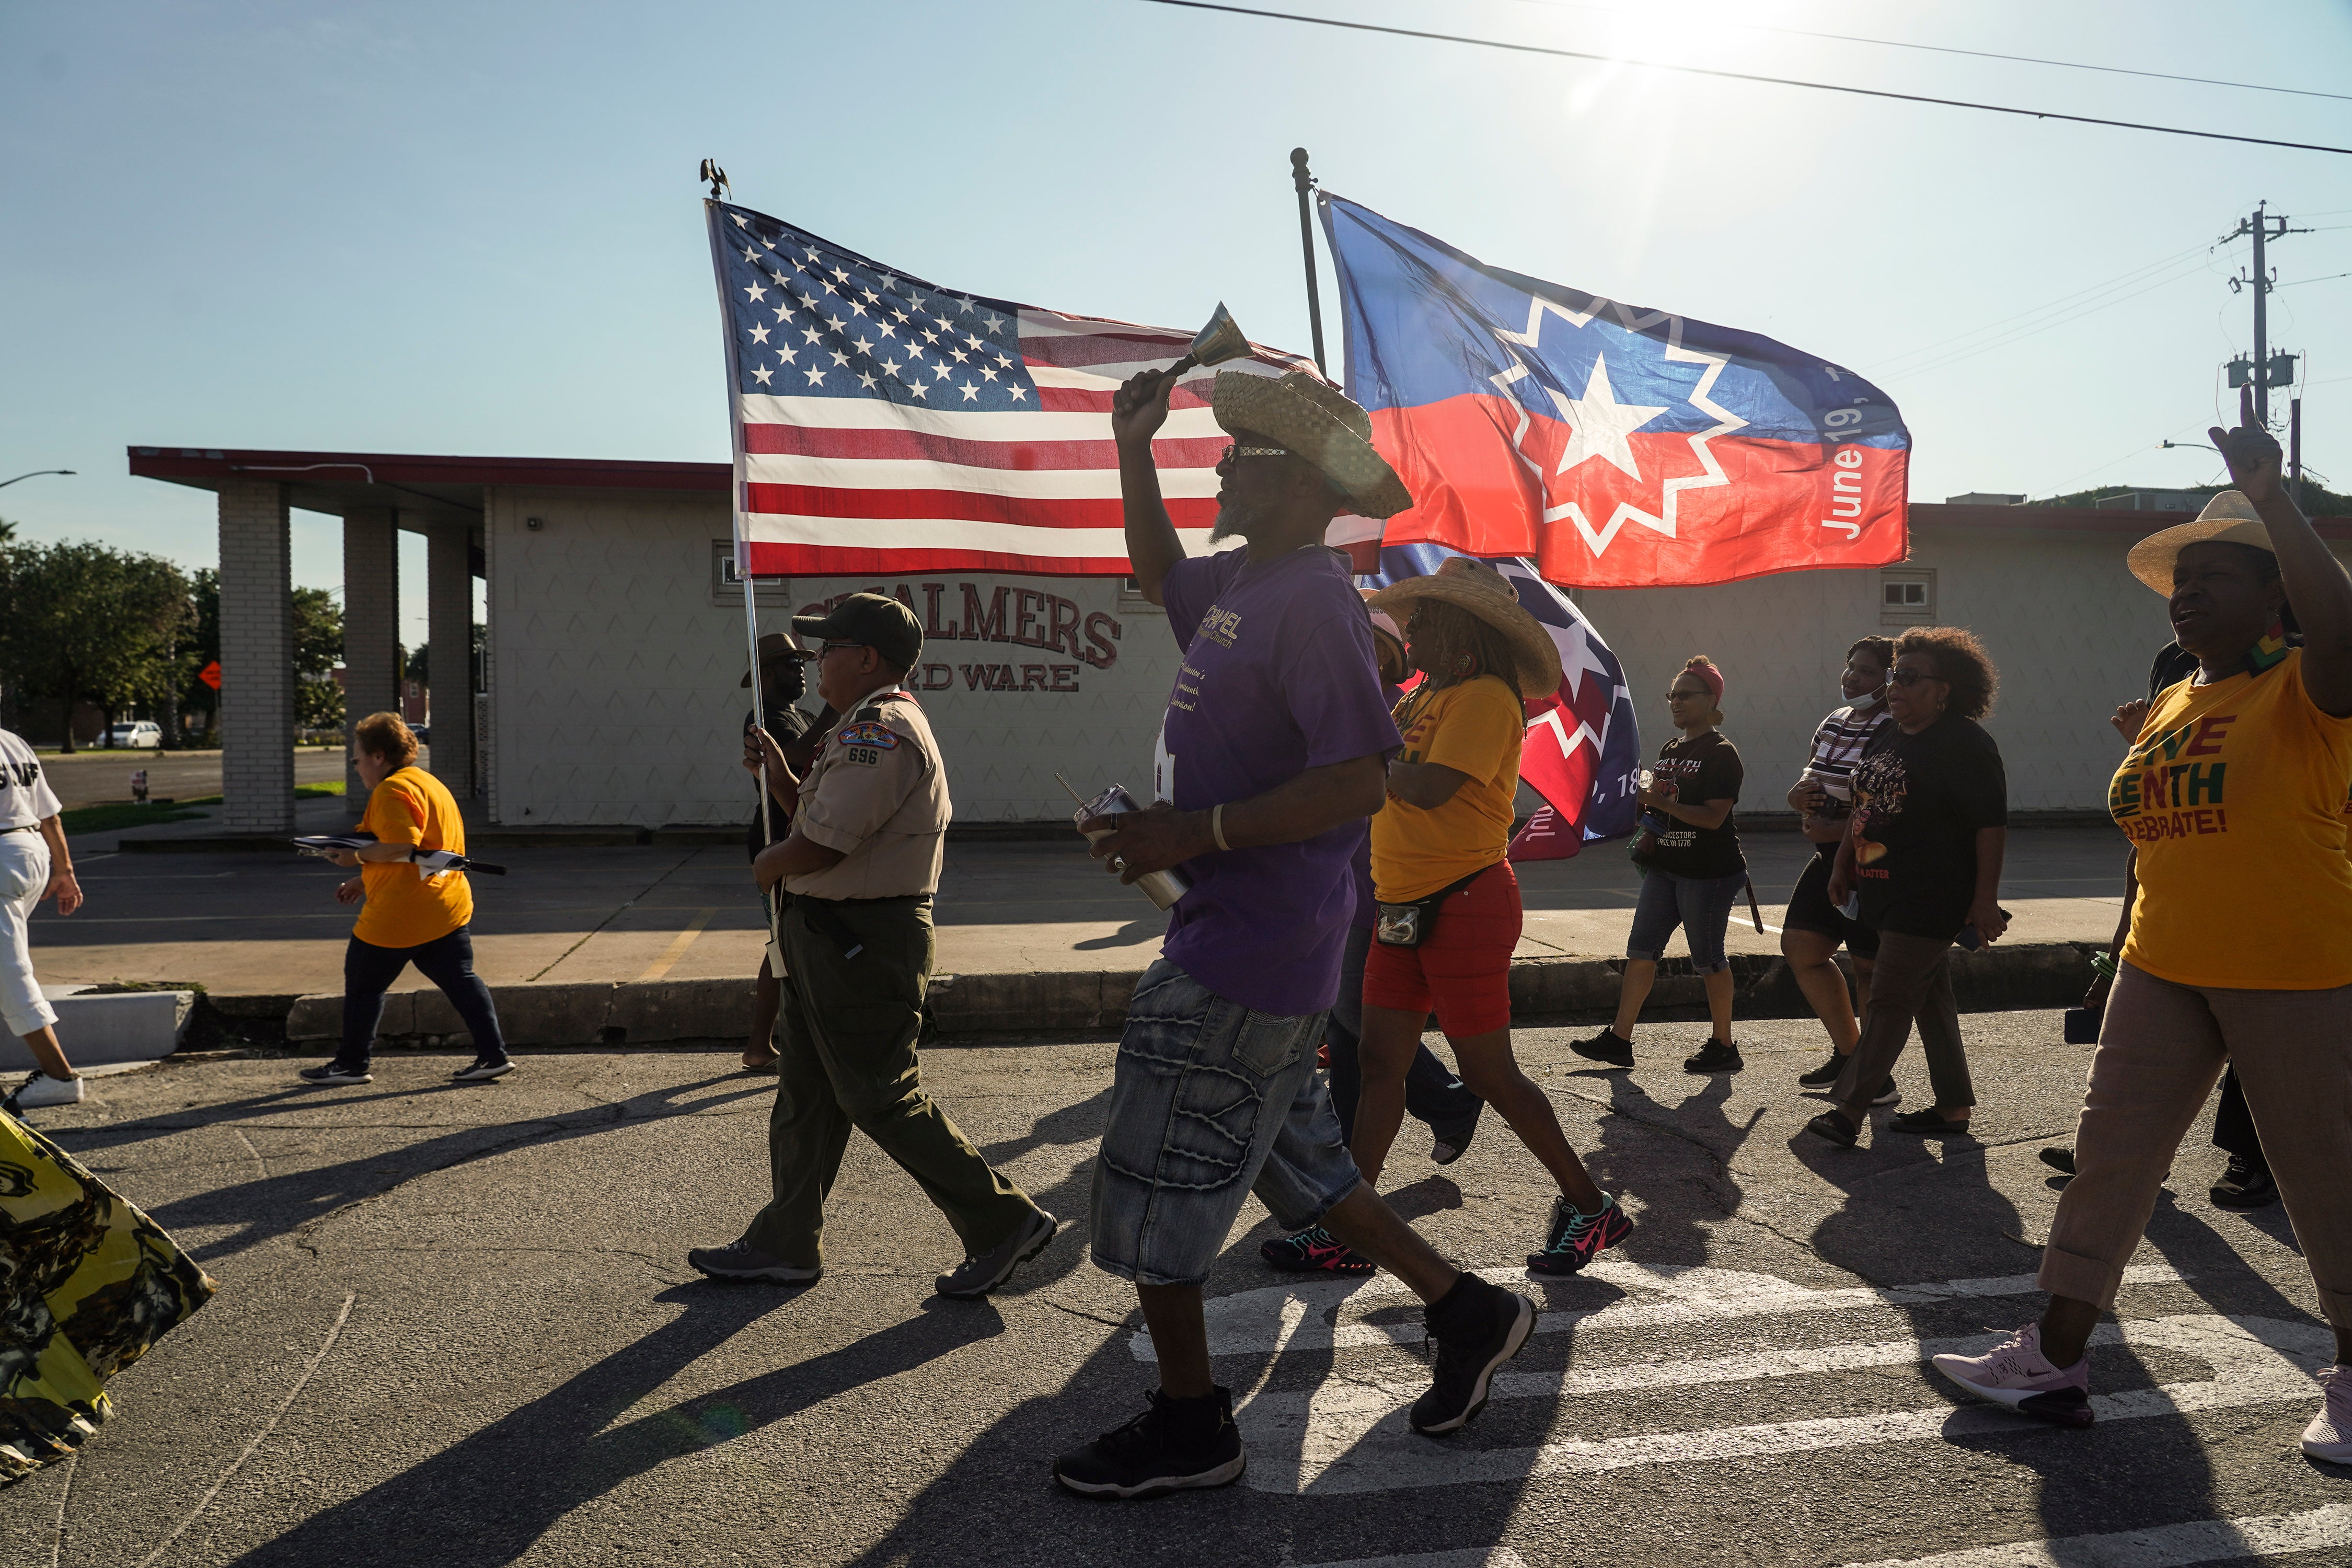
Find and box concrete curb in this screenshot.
[250,941,2095,1050]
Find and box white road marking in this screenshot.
[1137,1261,2193,1363]
[1298,1553,1529,1568]
[1841,1502,2352,1568]
[1236,1313,2331,1495]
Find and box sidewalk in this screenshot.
[34,821,2130,1041]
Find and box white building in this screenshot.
[133,446,2344,831]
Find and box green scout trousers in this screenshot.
[745,894,1035,1265]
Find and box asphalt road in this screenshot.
[7,1012,2343,1567]
[40,748,348,810]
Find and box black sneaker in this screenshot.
[298,1060,372,1086]
[2039,1146,2077,1175]
[451,1057,515,1083]
[1683,1037,1743,1074]
[1053,1387,1244,1498]
[936,1206,1057,1299]
[1570,1027,1634,1069]
[1871,1078,1901,1108]
[2211,1155,2279,1210]
[1797,1051,1850,1088]
[1429,1103,1483,1166]
[686,1239,821,1285]
[1805,1109,1859,1148]
[1412,1274,1535,1434]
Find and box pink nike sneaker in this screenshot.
[1930,1322,2093,1427]
[2303,1364,2352,1463]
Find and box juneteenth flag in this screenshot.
[703,200,1318,576]
[1322,194,1909,589]
[1365,545,1642,857]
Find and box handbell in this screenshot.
[1165,302,1250,379]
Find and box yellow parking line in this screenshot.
[639,907,717,981]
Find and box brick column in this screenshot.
[218,479,295,833]
[426,526,476,797]
[341,506,399,805]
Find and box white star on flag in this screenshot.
[1551,353,1666,481]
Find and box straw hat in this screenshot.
[1366,557,1563,698]
[2126,490,2274,595]
[1212,369,1414,520]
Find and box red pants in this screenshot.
[1362,860,1521,1037]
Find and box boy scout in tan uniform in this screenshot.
[689,593,1057,1298]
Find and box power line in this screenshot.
[1499,0,2352,104]
[1139,1,2352,157]
[1866,242,2218,373]
[1880,261,2218,379]
[2279,270,2352,289]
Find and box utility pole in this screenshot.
[2226,202,2307,428]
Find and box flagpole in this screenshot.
[1289,148,1327,376]
[703,184,785,972]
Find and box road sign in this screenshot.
[199,661,221,690]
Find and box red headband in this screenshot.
[1685,660,1723,703]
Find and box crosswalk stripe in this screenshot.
[1296,1553,1530,1568]
[1146,1261,2194,1363]
[1839,1502,2352,1568]
[1234,1312,2332,1494]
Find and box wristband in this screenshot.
[1212,803,1231,852]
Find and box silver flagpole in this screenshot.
[702,175,786,974]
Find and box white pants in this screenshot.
[0,834,58,1038]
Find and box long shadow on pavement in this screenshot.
[227,1286,1003,1568]
[45,1074,777,1262]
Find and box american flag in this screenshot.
[704,200,1318,575]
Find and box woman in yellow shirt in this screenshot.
[1354,559,1631,1279]
[299,712,511,1087]
[1933,386,2352,1463]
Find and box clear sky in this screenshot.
[5,0,2350,647]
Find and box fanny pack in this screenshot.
[1374,866,1492,949]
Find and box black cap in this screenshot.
[791,592,923,670]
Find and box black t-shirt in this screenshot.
[1849,715,2008,938]
[745,704,816,861]
[1650,730,1745,879]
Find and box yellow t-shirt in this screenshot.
[2111,648,2352,989]
[353,766,474,949]
[1371,675,1524,903]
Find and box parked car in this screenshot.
[412,724,431,745]
[105,721,163,748]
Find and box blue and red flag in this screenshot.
[1366,544,1642,858]
[1322,194,1909,589]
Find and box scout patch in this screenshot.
[837,721,898,750]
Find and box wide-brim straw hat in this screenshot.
[2126,490,2274,595]
[1213,369,1414,520]
[1366,557,1564,698]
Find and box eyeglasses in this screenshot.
[1217,444,1293,466]
[1886,667,1943,687]
[792,641,867,661]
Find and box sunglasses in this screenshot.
[1217,444,1293,465]
[1886,667,1944,687]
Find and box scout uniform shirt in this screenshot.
[0,729,62,829]
[786,687,951,900]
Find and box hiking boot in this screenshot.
[1259,1227,1374,1275]
[2211,1155,2278,1210]
[1412,1274,1534,1434]
[936,1206,1057,1299]
[1930,1322,2093,1428]
[1053,1387,1244,1498]
[686,1239,821,1285]
[1797,1051,1850,1088]
[4,1071,85,1113]
[1569,1027,1633,1069]
[1527,1192,1634,1277]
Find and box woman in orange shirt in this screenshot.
[299,712,510,1087]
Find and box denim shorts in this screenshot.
[1090,959,1364,1286]
[1626,867,1746,973]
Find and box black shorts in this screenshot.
[1783,841,1881,960]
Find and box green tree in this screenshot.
[0,541,172,752]
[292,587,344,734]
[87,553,195,747]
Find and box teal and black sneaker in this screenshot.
[1527,1191,1633,1276]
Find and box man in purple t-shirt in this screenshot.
[1050,364,1534,1502]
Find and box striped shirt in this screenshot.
[1798,702,1892,810]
